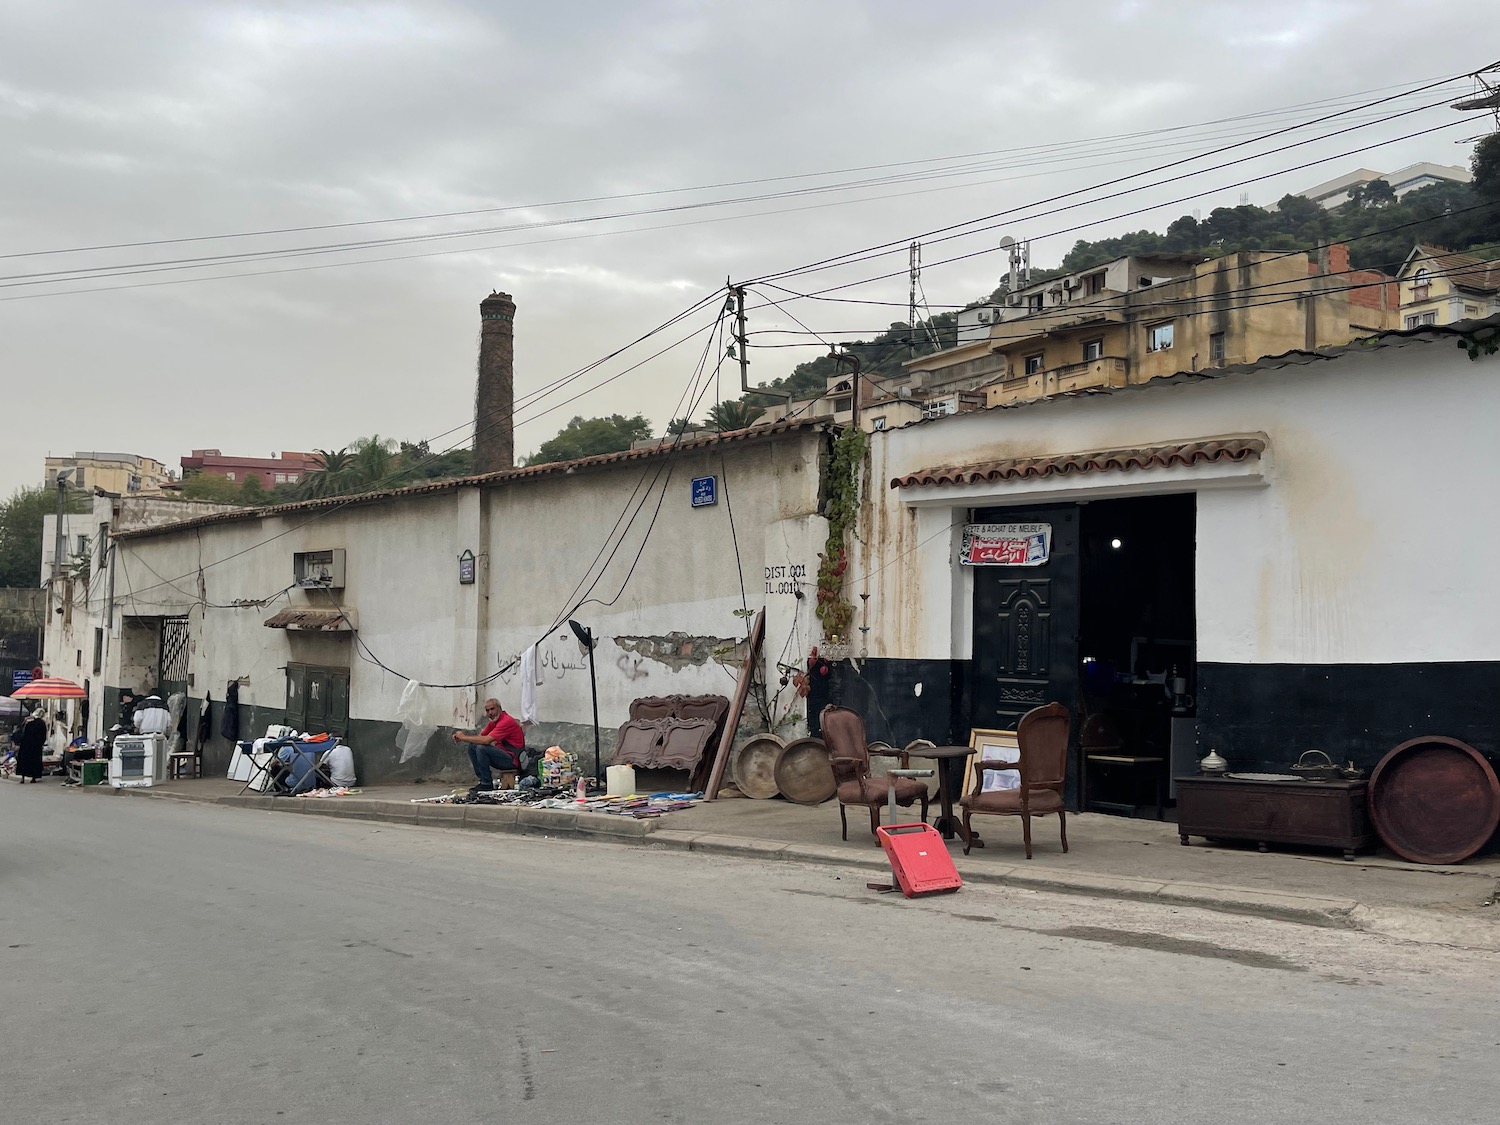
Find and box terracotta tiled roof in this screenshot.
[891,435,1266,489]
[1412,244,1500,291]
[115,419,827,540]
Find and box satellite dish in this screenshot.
[999,236,1016,248]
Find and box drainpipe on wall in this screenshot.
[473,485,492,698]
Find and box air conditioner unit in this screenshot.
[1063,277,1082,289]
[1007,295,1023,307]
[976,310,992,322]
[293,548,346,590]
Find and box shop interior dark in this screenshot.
[1077,493,1196,818]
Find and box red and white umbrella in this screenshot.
[12,676,88,700]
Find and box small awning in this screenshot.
[263,607,354,632]
[891,435,1266,489]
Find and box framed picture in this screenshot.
[964,728,1020,796]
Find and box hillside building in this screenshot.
[43,452,174,494]
[1397,244,1500,328]
[180,449,321,489]
[905,246,1397,408]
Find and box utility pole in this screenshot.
[52,469,72,584]
[908,242,921,358]
[732,285,750,395]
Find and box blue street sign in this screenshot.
[690,475,718,508]
[12,669,34,691]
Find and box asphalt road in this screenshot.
[3,783,1496,1125]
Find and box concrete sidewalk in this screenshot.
[76,775,1500,947]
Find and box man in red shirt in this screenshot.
[451,698,526,792]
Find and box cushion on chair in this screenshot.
[837,775,927,807]
[961,787,1064,814]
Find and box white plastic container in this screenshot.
[606,764,636,796]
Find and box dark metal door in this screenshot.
[285,662,348,737]
[971,504,1081,800]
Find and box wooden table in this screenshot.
[1085,753,1167,819]
[1176,775,1374,860]
[905,745,976,842]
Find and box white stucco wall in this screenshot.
[105,430,828,762]
[864,336,1500,666]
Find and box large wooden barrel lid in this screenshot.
[774,737,835,806]
[1368,736,1500,864]
[730,735,785,800]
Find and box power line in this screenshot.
[744,72,1473,287]
[743,116,1471,317]
[4,75,1462,263]
[116,291,727,602]
[3,110,1435,292]
[0,86,1470,302]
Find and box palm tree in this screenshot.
[703,400,765,432]
[297,448,353,499]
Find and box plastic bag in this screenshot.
[394,679,441,764]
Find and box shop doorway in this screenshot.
[1077,494,1196,818]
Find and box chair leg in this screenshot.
[1022,813,1033,860]
[1059,810,1069,853]
[962,811,973,856]
[840,804,848,841]
[919,792,929,825]
[868,803,881,839]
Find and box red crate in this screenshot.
[876,823,963,898]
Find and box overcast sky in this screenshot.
[0,0,1486,499]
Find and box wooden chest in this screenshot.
[1175,776,1374,860]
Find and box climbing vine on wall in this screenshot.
[816,426,866,641]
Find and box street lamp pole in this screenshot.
[568,619,601,784]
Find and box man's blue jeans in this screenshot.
[468,743,519,786]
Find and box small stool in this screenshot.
[166,751,202,780]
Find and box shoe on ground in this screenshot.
[468,783,495,796]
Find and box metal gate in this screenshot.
[160,616,190,686]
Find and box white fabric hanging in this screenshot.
[519,644,539,724]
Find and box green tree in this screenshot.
[526,414,654,465]
[1473,132,1500,202]
[239,475,266,503]
[664,417,695,436]
[180,472,253,504]
[398,440,473,481]
[703,399,766,431]
[348,435,397,491]
[1057,178,1497,276]
[0,484,89,588]
[1364,178,1397,208]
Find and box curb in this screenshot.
[105,785,655,841]
[108,787,1362,929]
[648,830,1358,928]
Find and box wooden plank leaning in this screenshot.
[703,608,765,801]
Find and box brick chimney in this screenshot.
[475,291,516,474]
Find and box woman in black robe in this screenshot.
[15,709,47,782]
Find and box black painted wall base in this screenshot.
[807,658,970,748]
[1196,661,1500,773]
[1198,661,1500,856]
